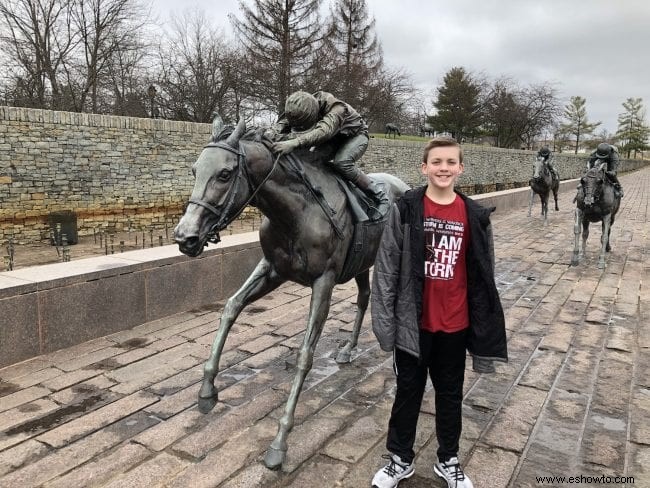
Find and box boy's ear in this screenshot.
[420,161,428,176]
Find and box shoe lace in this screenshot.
[381,454,406,477]
[442,459,465,481]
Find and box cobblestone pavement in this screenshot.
[1,168,648,487]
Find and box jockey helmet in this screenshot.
[285,91,319,131]
[539,146,551,158]
[596,142,611,158]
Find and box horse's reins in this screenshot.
[188,142,281,244]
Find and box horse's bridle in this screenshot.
[581,166,605,203]
[188,141,279,244]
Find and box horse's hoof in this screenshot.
[336,350,351,364]
[264,447,286,470]
[197,395,218,414]
[598,262,606,269]
[570,259,578,267]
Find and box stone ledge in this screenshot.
[0,232,262,368]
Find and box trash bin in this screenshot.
[48,210,78,245]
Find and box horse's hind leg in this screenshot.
[606,213,616,252]
[264,270,336,469]
[553,187,559,211]
[571,208,582,266]
[598,215,612,268]
[336,269,369,363]
[198,258,284,413]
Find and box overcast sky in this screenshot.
[153,0,650,133]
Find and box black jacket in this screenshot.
[371,185,508,362]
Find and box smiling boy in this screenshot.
[370,136,508,488]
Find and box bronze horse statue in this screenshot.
[174,119,409,469]
[527,155,559,225]
[570,161,621,269]
[385,123,401,138]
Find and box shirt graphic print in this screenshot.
[421,195,469,333]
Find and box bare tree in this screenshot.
[482,78,561,148]
[105,36,150,116]
[66,0,151,112]
[230,0,325,113]
[0,0,75,108]
[156,10,234,122]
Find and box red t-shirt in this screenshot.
[421,194,470,333]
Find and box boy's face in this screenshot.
[421,145,464,190]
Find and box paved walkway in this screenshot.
[1,168,648,487]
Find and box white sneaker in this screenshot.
[434,457,473,488]
[371,454,414,488]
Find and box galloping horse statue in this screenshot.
[570,161,621,269]
[174,119,409,469]
[385,123,401,138]
[527,155,559,225]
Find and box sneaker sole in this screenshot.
[433,465,453,487]
[371,468,415,488]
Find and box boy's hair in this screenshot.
[422,136,463,164]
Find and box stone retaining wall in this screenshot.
[2,106,647,243]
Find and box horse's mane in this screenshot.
[213,124,270,145]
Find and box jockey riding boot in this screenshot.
[551,167,560,182]
[606,171,624,198]
[356,174,390,218]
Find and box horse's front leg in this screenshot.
[527,188,534,217]
[553,187,559,211]
[571,208,582,266]
[264,270,336,469]
[198,258,284,414]
[598,214,612,269]
[336,269,370,364]
[542,195,549,225]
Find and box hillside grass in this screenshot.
[369,133,429,142]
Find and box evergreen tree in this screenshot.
[560,96,601,154]
[230,0,324,113]
[320,0,382,105]
[616,97,650,158]
[430,67,483,142]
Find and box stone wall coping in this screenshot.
[0,105,210,133]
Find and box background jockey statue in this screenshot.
[587,142,624,198]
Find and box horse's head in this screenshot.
[174,119,251,257]
[532,156,549,180]
[580,161,607,207]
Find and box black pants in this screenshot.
[386,329,467,464]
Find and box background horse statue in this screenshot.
[571,161,621,268]
[385,123,401,138]
[174,119,409,470]
[527,155,559,224]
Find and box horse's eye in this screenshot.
[217,169,232,181]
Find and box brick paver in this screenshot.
[1,167,648,487]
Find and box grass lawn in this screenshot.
[369,133,429,142]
